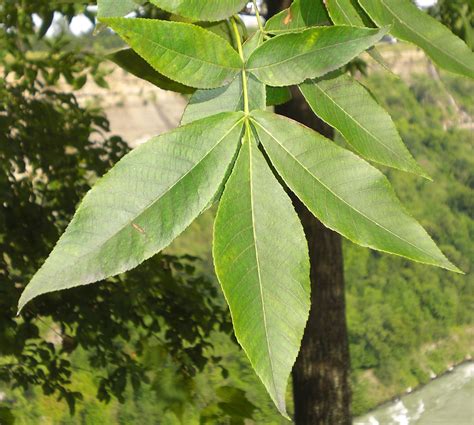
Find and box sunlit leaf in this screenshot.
[265,0,329,34]
[247,25,388,86]
[251,110,460,272]
[299,73,428,177]
[18,112,245,311]
[108,48,195,94]
[149,0,248,22]
[358,0,474,78]
[102,18,243,89]
[214,129,310,417]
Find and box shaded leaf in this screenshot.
[19,112,245,311]
[247,25,389,86]
[358,0,474,78]
[213,130,310,417]
[251,110,459,272]
[149,0,248,22]
[299,73,428,177]
[266,86,292,106]
[326,0,373,27]
[108,48,195,94]
[265,0,329,34]
[102,18,243,89]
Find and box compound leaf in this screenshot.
[149,0,248,22]
[358,0,474,78]
[19,112,245,311]
[299,73,428,177]
[251,110,460,272]
[102,18,243,89]
[247,25,388,86]
[213,129,310,417]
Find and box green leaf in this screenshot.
[149,0,248,22]
[97,0,144,17]
[358,0,474,79]
[299,73,428,177]
[181,74,265,124]
[247,25,389,86]
[213,129,310,417]
[181,33,266,124]
[265,0,330,34]
[251,110,460,272]
[108,48,195,94]
[266,86,292,106]
[18,112,245,311]
[325,0,373,27]
[102,18,243,89]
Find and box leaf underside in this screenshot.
[299,73,428,177]
[358,0,474,78]
[213,129,310,417]
[18,112,245,311]
[251,110,459,272]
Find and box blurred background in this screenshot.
[0,0,472,424]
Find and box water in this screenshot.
[355,362,474,425]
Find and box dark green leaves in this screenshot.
[251,111,459,272]
[299,74,428,177]
[359,0,474,78]
[18,113,245,311]
[247,26,389,86]
[213,130,310,417]
[149,0,248,21]
[103,18,243,89]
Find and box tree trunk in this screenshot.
[265,2,352,422]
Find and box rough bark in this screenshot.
[265,2,353,422]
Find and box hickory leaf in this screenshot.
[18,112,245,311]
[358,0,474,78]
[108,48,195,94]
[181,74,265,124]
[246,25,389,86]
[213,129,310,418]
[265,0,330,34]
[251,110,459,272]
[102,18,243,89]
[299,73,428,177]
[181,32,265,124]
[149,0,248,22]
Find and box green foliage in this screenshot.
[246,26,388,86]
[265,0,330,34]
[299,73,428,177]
[359,0,474,78]
[214,130,310,417]
[17,0,473,417]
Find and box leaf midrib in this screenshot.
[247,29,378,72]
[376,0,467,68]
[59,117,244,265]
[247,139,280,405]
[305,80,411,165]
[252,118,440,262]
[118,21,242,72]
